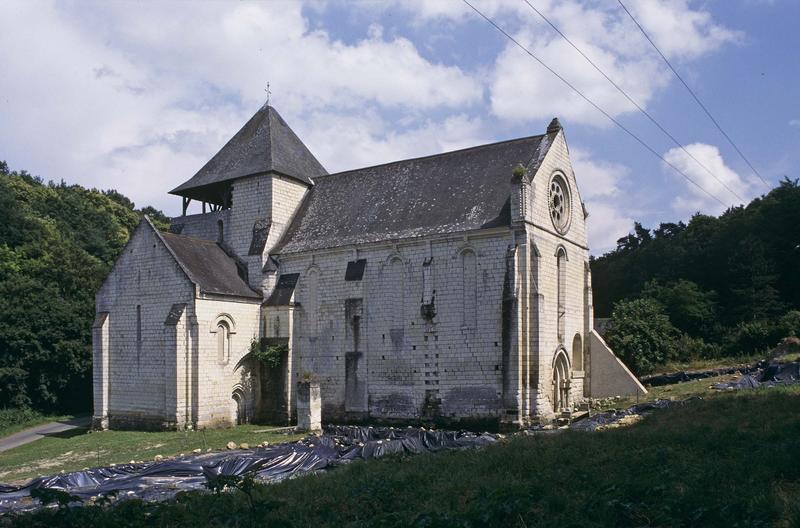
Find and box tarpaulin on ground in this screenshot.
[0,426,496,514]
[712,361,800,391]
[568,399,678,432]
[642,363,764,387]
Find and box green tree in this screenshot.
[605,298,680,374]
[642,279,716,337]
[0,161,170,412]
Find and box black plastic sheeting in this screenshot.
[0,426,496,514]
[642,363,763,387]
[712,361,800,390]
[568,399,678,432]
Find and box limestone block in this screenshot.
[297,380,322,432]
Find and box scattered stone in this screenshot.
[596,414,642,431]
[542,424,556,430]
[206,448,212,452]
[226,441,237,450]
[239,443,249,450]
[192,448,201,454]
[260,441,270,448]
[129,460,136,464]
[154,455,163,462]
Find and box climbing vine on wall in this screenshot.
[249,338,287,370]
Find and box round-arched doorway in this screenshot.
[553,350,571,414]
[231,389,245,425]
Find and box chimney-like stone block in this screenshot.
[296,379,321,432]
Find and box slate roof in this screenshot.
[272,132,555,254]
[264,273,299,306]
[170,105,327,202]
[155,229,261,299]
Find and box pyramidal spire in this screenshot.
[170,104,327,201]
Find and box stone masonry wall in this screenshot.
[193,296,261,428]
[228,175,271,291]
[171,210,230,242]
[275,230,513,425]
[524,131,590,419]
[95,222,195,429]
[262,176,309,293]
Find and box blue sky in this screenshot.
[1,0,797,254]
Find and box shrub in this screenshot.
[730,320,774,355]
[605,298,680,374]
[672,334,721,361]
[0,408,43,432]
[777,310,800,338]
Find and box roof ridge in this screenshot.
[160,230,219,245]
[145,217,202,289]
[312,133,548,181]
[265,106,274,169]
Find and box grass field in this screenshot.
[648,353,763,376]
[592,371,742,412]
[0,425,303,484]
[3,384,800,527]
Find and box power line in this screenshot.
[519,0,745,204]
[460,0,730,209]
[616,0,770,188]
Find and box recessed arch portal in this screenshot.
[553,349,571,414]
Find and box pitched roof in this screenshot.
[272,132,555,254]
[152,225,261,299]
[170,105,327,202]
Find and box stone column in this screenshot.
[92,312,110,430]
[296,379,321,432]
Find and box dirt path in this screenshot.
[0,416,91,453]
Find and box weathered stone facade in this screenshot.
[94,105,644,431]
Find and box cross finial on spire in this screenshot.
[264,82,271,106]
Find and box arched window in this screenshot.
[462,249,477,327]
[556,247,567,343]
[217,320,230,364]
[305,268,319,336]
[572,333,583,371]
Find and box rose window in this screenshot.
[548,175,571,234]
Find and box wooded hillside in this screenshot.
[0,161,168,413]
[592,178,800,372]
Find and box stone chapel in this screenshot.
[92,104,644,431]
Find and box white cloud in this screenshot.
[0,1,482,213]
[663,143,755,214]
[790,119,800,127]
[571,147,634,253]
[0,0,745,224]
[623,0,743,60]
[298,111,488,173]
[584,202,634,254]
[482,0,740,125]
[571,147,629,199]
